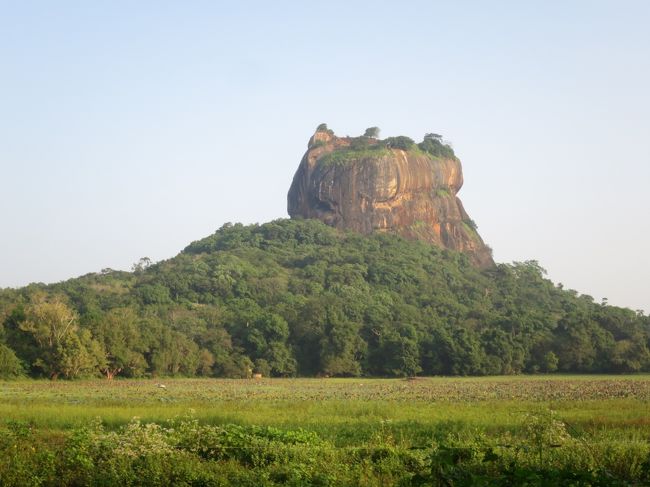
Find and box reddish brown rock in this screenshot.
[287,129,494,268]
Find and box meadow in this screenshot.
[2,375,650,485]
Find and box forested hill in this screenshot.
[1,218,648,380]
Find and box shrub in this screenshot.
[316,123,334,136]
[383,136,415,150]
[317,146,389,168]
[0,344,24,379]
[463,218,478,231]
[311,139,326,149]
[419,134,456,158]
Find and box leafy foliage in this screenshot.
[1,405,649,486]
[382,135,415,150]
[313,131,456,168]
[315,122,334,136]
[1,219,648,379]
[363,126,380,138]
[0,343,24,378]
[9,296,105,379]
[316,143,389,167]
[419,132,456,158]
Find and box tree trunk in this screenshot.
[104,367,122,380]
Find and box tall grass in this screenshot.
[1,376,649,485]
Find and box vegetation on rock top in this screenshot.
[314,126,457,168]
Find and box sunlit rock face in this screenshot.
[287,129,494,269]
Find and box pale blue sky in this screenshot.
[1,1,649,312]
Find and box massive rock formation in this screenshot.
[287,128,494,268]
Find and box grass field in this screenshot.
[2,375,650,485]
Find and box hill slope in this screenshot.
[1,219,648,379]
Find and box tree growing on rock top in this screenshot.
[363,127,380,138]
[424,133,443,141]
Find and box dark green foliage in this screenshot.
[0,343,24,378]
[0,219,648,379]
[425,133,443,140]
[4,297,106,379]
[313,132,453,168]
[382,135,415,150]
[363,126,380,138]
[419,133,456,158]
[315,123,334,136]
[1,415,648,485]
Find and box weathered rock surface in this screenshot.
[287,129,494,268]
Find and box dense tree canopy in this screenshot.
[1,219,648,379]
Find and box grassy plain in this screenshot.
[1,375,650,485]
[2,375,650,437]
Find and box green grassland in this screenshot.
[2,376,650,485]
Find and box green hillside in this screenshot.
[1,218,648,379]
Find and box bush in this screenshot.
[382,136,415,150]
[463,218,478,231]
[363,127,380,138]
[418,135,456,159]
[0,344,24,379]
[1,413,649,485]
[316,123,334,136]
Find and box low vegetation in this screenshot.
[1,376,649,485]
[314,126,457,168]
[418,132,456,159]
[317,144,390,167]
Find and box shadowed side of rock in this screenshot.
[288,129,494,269]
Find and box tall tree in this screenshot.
[18,296,105,379]
[92,308,148,379]
[363,126,380,138]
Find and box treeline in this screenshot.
[1,219,649,379]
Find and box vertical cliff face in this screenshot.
[287,129,494,268]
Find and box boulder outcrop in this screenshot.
[287,128,494,268]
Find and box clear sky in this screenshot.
[1,1,649,312]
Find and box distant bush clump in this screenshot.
[463,218,478,231]
[315,123,334,136]
[418,132,456,159]
[363,126,380,138]
[382,136,415,150]
[310,140,326,149]
[0,344,24,379]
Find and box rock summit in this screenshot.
[287,126,494,268]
